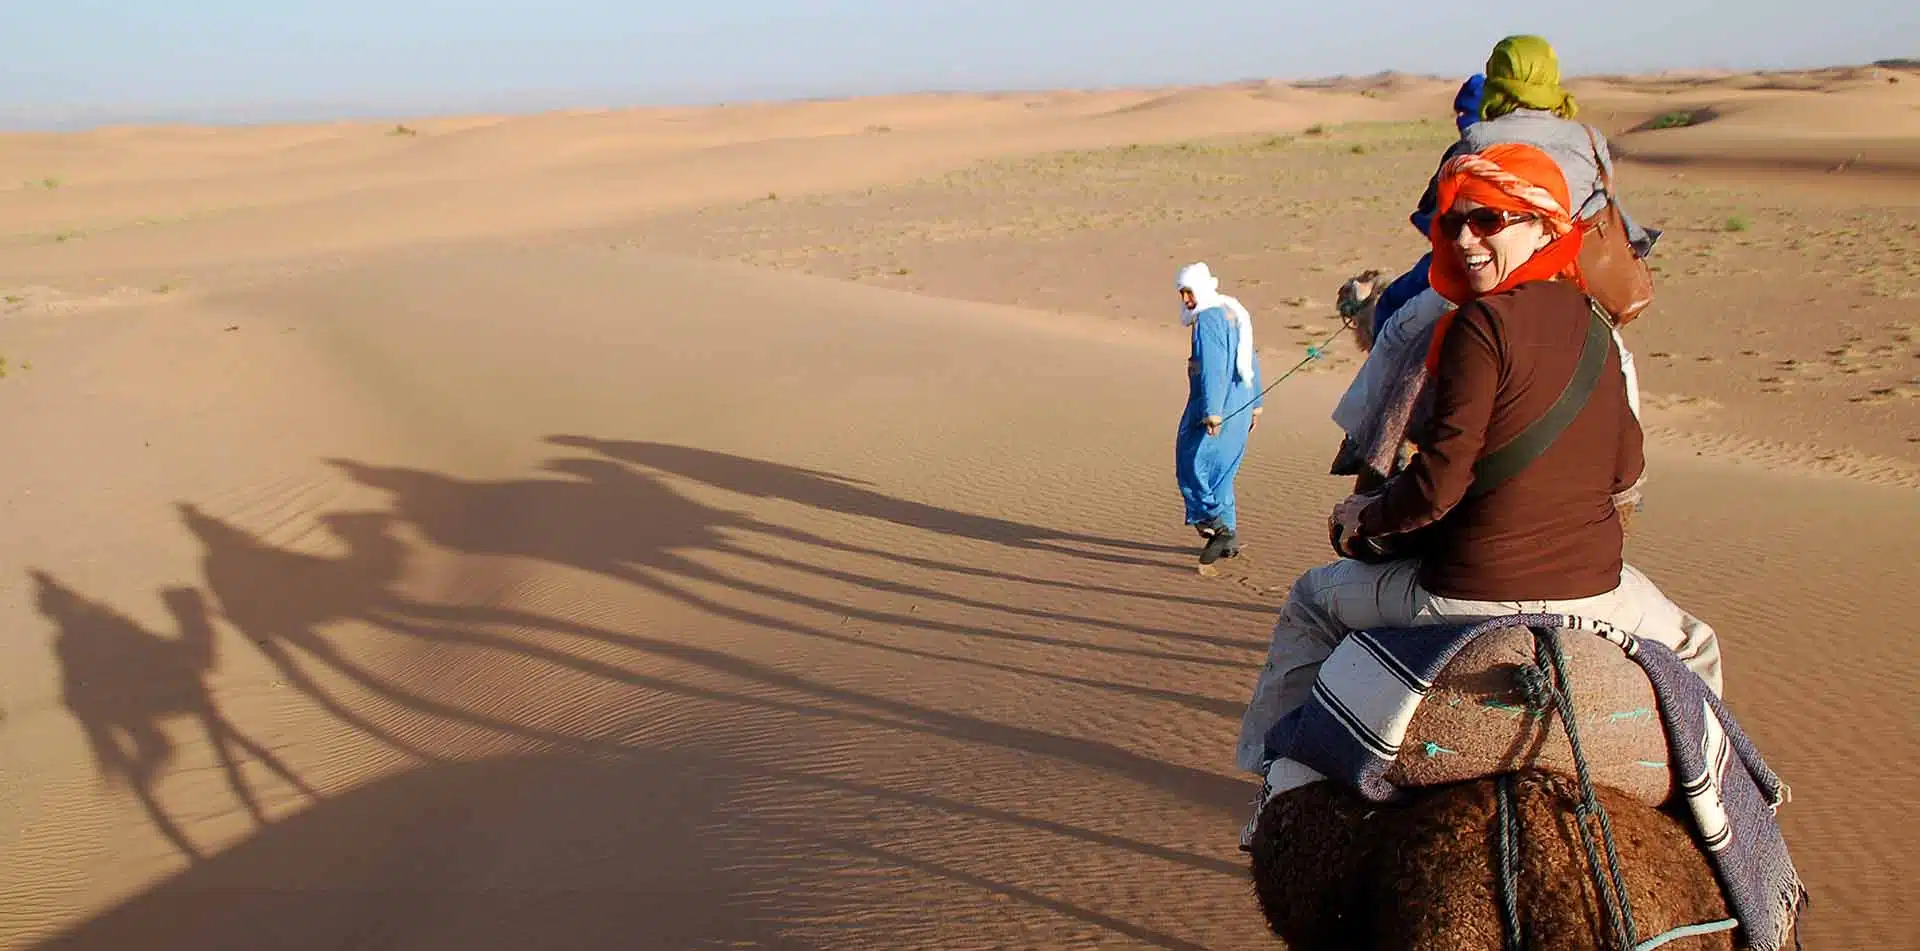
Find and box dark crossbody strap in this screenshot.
[1463,299,1614,499]
[1583,124,1615,198]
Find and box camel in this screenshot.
[1243,607,1747,949]
[1246,770,1738,951]
[1241,610,1758,949]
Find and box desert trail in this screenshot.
[1,66,1917,950]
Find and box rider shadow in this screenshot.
[541,438,1272,618]
[33,455,1244,945]
[545,436,1195,566]
[174,503,632,763]
[326,455,1247,663]
[295,452,1249,812]
[34,571,318,862]
[162,502,1250,869]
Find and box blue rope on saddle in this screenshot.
[1494,626,1745,951]
[1635,919,1741,951]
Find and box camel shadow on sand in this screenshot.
[35,572,320,863]
[30,437,1265,950]
[545,436,1194,565]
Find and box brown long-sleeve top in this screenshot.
[1357,279,1643,601]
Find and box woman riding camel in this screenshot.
[1345,35,1654,456]
[1234,143,1722,788]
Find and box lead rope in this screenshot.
[1212,311,1356,427]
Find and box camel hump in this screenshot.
[1390,624,1673,805]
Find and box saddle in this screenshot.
[1388,624,1673,806]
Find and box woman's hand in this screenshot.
[1328,493,1372,553]
[1204,415,1223,437]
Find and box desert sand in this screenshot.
[1,64,1916,950]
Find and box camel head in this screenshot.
[1337,270,1385,353]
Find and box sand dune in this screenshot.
[1597,70,1920,177]
[2,64,1917,950]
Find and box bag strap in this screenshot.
[1463,299,1614,499]
[1583,124,1615,197]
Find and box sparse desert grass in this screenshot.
[622,125,1920,440]
[666,133,1917,311]
[6,213,201,249]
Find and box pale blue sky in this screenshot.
[5,1,1915,128]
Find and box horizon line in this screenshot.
[5,57,1912,135]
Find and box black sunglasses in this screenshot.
[1437,208,1538,240]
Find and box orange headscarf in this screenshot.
[1423,143,1586,370]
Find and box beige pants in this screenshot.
[1232,558,1723,773]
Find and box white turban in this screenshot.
[1176,262,1255,385]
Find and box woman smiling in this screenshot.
[1233,143,1722,791]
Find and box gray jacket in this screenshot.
[1415,109,1654,252]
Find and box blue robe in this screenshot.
[1176,305,1262,533]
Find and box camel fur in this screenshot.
[1247,770,1738,951]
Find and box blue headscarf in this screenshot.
[1453,73,1487,133]
[1411,73,1491,236]
[1375,73,1492,338]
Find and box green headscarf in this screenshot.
[1480,34,1578,120]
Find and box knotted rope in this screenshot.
[1493,626,1740,951]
